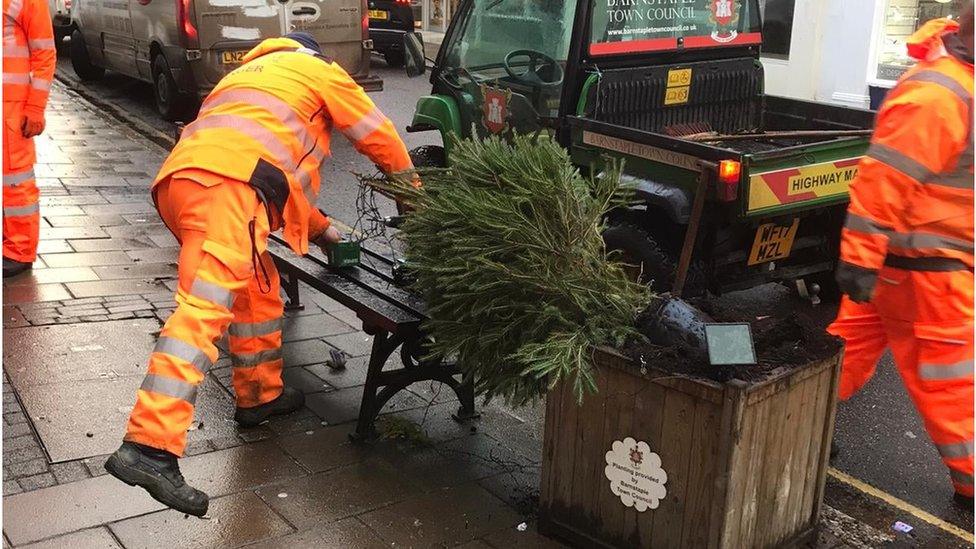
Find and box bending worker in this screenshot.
[3,0,56,277]
[105,33,414,516]
[828,5,974,507]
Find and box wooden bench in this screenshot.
[266,234,478,441]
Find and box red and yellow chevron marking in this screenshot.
[747,157,861,212]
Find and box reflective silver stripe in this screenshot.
[28,38,55,50]
[919,359,974,381]
[889,231,974,254]
[189,278,234,309]
[200,89,318,160]
[193,91,326,205]
[181,114,294,175]
[2,72,30,84]
[903,70,973,104]
[228,318,283,338]
[140,374,198,403]
[231,347,283,367]
[6,0,22,20]
[950,469,975,486]
[3,168,34,186]
[30,78,50,91]
[3,44,28,57]
[295,46,321,57]
[153,336,212,373]
[847,213,973,254]
[3,203,38,217]
[844,213,891,236]
[938,439,974,459]
[929,170,975,189]
[867,144,933,183]
[341,107,388,142]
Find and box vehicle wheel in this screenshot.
[152,54,190,122]
[69,29,104,81]
[384,49,406,68]
[409,145,446,168]
[602,222,705,295]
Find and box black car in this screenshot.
[368,0,421,67]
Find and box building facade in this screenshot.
[758,0,966,109]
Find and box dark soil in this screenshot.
[625,288,842,385]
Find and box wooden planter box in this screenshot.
[539,346,842,549]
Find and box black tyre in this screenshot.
[603,222,705,295]
[409,145,446,168]
[384,49,406,68]
[152,54,191,122]
[69,29,104,81]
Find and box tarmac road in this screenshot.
[53,47,974,544]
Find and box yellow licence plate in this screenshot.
[368,9,388,19]
[748,219,799,266]
[221,50,247,64]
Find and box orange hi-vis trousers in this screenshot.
[125,176,286,456]
[3,100,40,262]
[828,266,974,497]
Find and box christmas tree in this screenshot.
[369,135,651,406]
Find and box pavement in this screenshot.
[0,51,971,548]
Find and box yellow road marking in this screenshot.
[828,467,974,543]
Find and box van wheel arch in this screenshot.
[151,52,190,122]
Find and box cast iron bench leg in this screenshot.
[452,378,479,423]
[282,271,304,312]
[351,330,403,442]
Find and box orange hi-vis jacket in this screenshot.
[839,18,973,281]
[154,37,413,255]
[2,0,55,114]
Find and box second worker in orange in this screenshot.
[104,33,414,516]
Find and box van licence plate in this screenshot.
[368,9,388,19]
[748,219,799,266]
[221,50,247,64]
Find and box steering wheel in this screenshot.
[503,49,564,87]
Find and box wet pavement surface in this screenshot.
[0,51,971,547]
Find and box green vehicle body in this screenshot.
[407,0,875,295]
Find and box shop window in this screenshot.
[758,0,795,59]
[875,0,965,81]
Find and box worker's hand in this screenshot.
[21,112,44,138]
[313,226,343,254]
[835,261,877,304]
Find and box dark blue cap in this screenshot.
[284,32,321,54]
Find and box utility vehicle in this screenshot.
[404,0,875,297]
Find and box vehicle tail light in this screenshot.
[395,0,410,4]
[362,0,369,39]
[177,0,199,49]
[716,159,741,202]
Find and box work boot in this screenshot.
[234,386,305,428]
[953,491,974,511]
[104,442,209,517]
[2,257,31,278]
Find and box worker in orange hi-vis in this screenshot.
[828,3,974,509]
[104,33,415,517]
[2,0,56,277]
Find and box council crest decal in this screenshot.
[604,437,668,512]
[709,0,740,43]
[480,84,510,135]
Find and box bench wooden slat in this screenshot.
[266,238,419,333]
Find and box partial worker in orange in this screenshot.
[3,0,56,277]
[104,33,414,516]
[828,4,974,508]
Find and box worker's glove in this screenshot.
[312,226,343,255]
[835,261,877,304]
[21,110,45,138]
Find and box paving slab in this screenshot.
[65,279,167,298]
[1,284,71,305]
[326,331,375,358]
[179,440,308,498]
[481,522,563,549]
[359,483,523,547]
[40,251,131,268]
[274,425,373,474]
[255,459,418,529]
[246,517,387,549]
[109,491,294,549]
[34,240,73,254]
[305,356,370,389]
[20,527,123,549]
[3,267,99,286]
[2,472,165,545]
[281,313,357,343]
[304,387,427,426]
